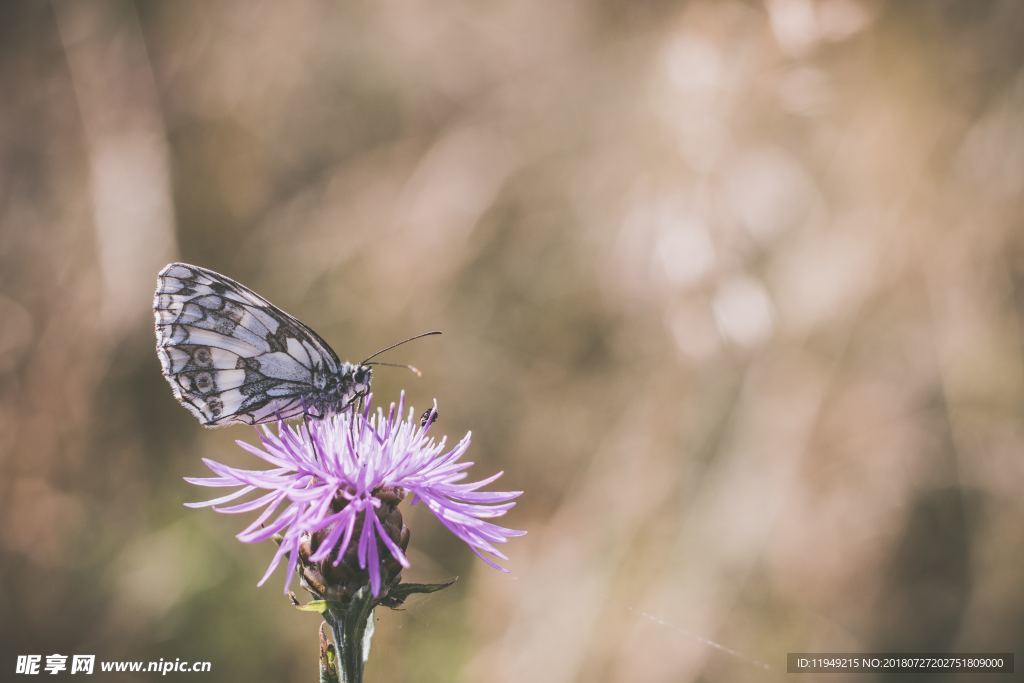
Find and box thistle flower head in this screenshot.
[185,393,524,597]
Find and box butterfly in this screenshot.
[154,262,438,427]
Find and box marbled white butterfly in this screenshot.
[154,262,437,427]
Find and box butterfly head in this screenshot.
[352,364,373,395]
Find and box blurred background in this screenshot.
[2,1,1023,681]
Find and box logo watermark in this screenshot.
[15,655,211,676]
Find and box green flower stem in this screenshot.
[303,579,457,682]
[324,588,376,683]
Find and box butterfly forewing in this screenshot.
[154,263,344,426]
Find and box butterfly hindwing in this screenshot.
[154,263,343,426]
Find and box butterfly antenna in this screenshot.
[365,361,423,377]
[360,330,441,364]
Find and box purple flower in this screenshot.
[185,393,525,596]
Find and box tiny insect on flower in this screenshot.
[184,393,525,596]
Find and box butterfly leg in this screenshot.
[299,394,327,422]
[341,395,361,439]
